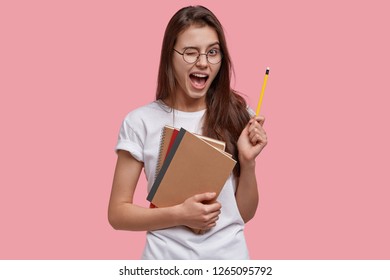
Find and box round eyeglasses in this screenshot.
[173,47,223,64]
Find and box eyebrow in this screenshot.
[182,42,220,50]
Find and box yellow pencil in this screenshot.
[256,67,270,115]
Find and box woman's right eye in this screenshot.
[185,49,199,56]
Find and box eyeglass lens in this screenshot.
[183,48,222,64]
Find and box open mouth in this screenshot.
[190,73,209,89]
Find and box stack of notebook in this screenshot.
[147,125,236,208]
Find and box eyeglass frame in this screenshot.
[173,47,223,64]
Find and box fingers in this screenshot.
[249,128,267,146]
[205,216,219,229]
[192,192,217,203]
[196,200,221,222]
[206,210,220,223]
[186,193,221,230]
[200,209,220,231]
[192,192,222,209]
[248,116,267,146]
[249,115,265,126]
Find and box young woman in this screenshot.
[108,5,267,259]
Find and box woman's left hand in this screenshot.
[237,115,268,164]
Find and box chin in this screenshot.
[187,85,210,98]
[187,90,207,100]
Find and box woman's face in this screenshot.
[172,24,221,111]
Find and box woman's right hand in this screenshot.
[175,192,221,231]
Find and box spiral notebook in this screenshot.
[147,127,236,208]
[155,125,227,176]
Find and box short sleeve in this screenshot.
[115,118,144,162]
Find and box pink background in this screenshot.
[1,0,389,259]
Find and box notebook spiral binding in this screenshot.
[155,126,167,178]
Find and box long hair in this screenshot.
[156,6,250,176]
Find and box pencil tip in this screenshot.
[265,67,270,75]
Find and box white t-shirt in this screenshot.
[116,100,249,259]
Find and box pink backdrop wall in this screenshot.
[1,0,389,259]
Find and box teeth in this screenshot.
[192,73,208,78]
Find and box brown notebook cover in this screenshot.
[147,128,236,208]
[155,125,227,176]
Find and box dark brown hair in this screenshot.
[156,6,250,176]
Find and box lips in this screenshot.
[189,73,209,89]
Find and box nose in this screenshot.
[196,53,208,67]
